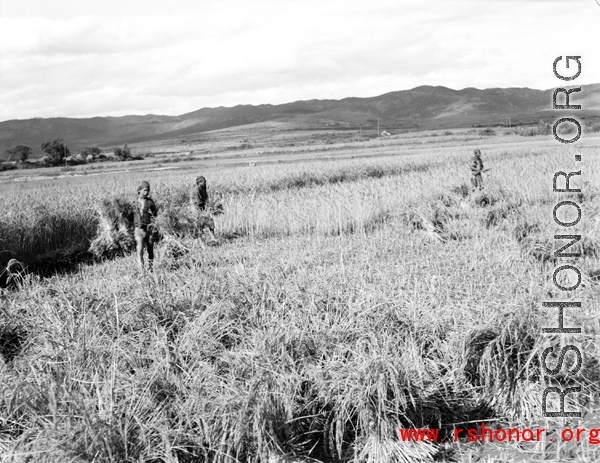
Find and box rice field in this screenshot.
[1,132,600,462]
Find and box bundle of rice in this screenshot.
[0,259,26,289]
[412,209,448,243]
[156,206,199,239]
[89,198,137,259]
[155,204,218,244]
[466,319,541,421]
[463,329,499,387]
[89,196,222,260]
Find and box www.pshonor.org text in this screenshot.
[398,425,600,444]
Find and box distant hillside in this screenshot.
[2,84,600,156]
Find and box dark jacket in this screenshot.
[471,155,484,175]
[133,198,157,228]
[190,184,208,211]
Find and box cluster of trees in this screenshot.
[5,145,32,162]
[1,139,72,166]
[113,144,131,160]
[2,140,139,167]
[40,139,71,165]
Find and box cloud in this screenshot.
[0,0,599,121]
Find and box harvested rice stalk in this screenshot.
[155,206,199,239]
[463,329,499,387]
[0,258,26,289]
[89,198,136,259]
[90,196,220,260]
[475,319,542,421]
[414,209,447,243]
[155,204,218,244]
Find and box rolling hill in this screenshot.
[2,84,600,155]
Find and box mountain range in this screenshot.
[2,84,599,155]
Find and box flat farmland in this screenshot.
[1,129,600,462]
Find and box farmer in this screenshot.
[190,175,209,211]
[190,175,217,242]
[470,149,484,192]
[134,180,158,271]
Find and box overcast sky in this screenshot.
[0,0,598,122]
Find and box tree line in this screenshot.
[1,139,135,167]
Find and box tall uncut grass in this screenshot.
[1,144,583,264]
[2,139,600,462]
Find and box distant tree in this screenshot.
[41,139,70,166]
[81,146,101,159]
[113,144,131,160]
[6,144,32,162]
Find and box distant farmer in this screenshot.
[134,180,158,271]
[190,175,209,211]
[190,175,217,243]
[470,149,485,192]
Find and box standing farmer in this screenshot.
[190,175,217,243]
[470,149,484,192]
[134,181,158,271]
[190,175,209,211]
